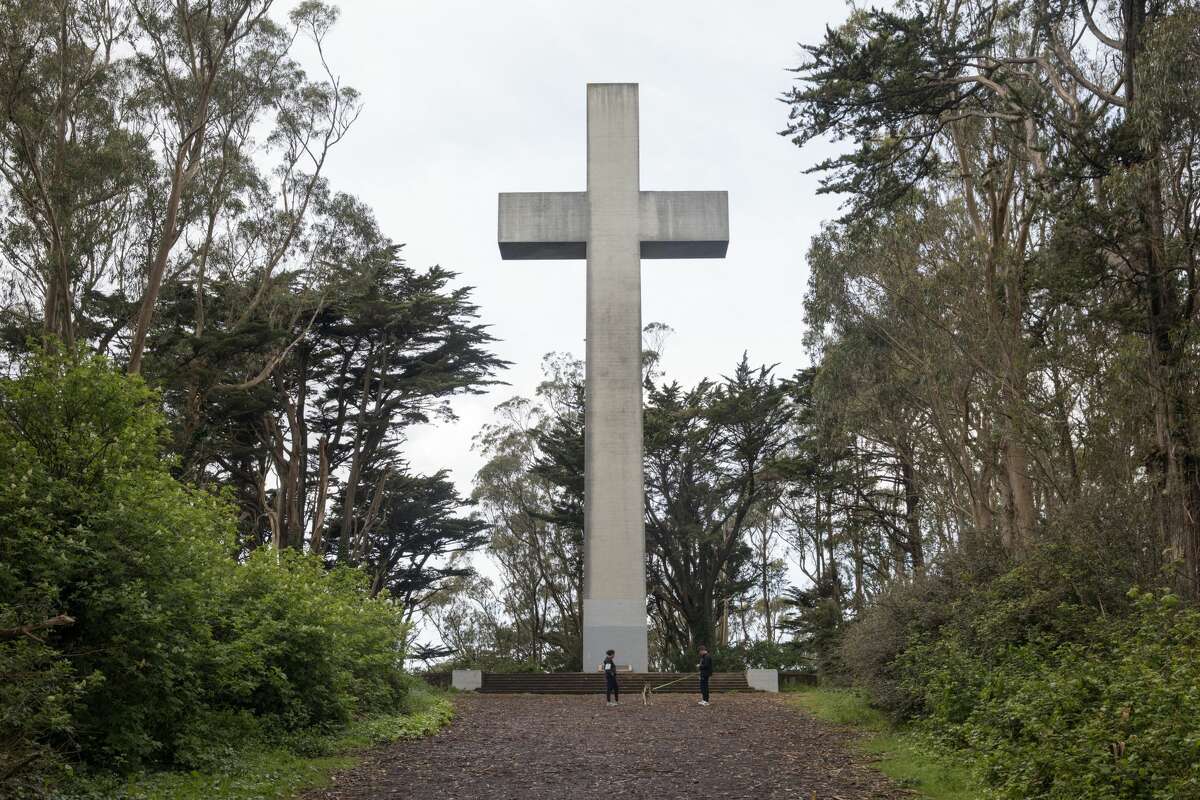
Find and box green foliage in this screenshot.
[896,590,1200,800]
[207,550,408,733]
[699,640,813,672]
[790,687,887,728]
[790,688,984,800]
[861,733,984,800]
[344,687,455,745]
[0,636,92,796]
[779,578,847,680]
[0,347,234,771]
[782,1,1200,796]
[0,349,416,795]
[847,543,1200,799]
[643,356,796,662]
[86,691,454,800]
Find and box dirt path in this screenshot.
[304,693,909,800]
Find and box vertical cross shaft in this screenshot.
[582,84,647,672]
[498,83,729,673]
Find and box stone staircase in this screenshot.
[477,672,756,694]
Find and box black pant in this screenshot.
[606,676,619,702]
[700,673,710,702]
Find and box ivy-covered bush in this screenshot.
[0,350,409,793]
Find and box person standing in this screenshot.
[697,645,713,706]
[603,649,620,706]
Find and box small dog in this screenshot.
[641,682,652,706]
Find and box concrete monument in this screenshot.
[498,83,728,672]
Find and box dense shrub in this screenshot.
[0,349,233,771]
[842,536,1200,799]
[0,350,409,793]
[703,640,814,671]
[207,550,408,732]
[842,532,1138,719]
[899,590,1200,799]
[0,636,91,795]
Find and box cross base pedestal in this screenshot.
[582,598,648,673]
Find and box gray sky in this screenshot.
[300,0,851,497]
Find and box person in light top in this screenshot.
[602,649,620,706]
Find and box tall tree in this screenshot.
[0,0,140,346]
[643,357,794,658]
[783,0,1200,595]
[473,354,585,670]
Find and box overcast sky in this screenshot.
[294,0,852,498]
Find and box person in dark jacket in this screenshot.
[697,645,713,706]
[602,649,620,706]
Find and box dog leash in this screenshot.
[646,672,699,695]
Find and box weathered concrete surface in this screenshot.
[581,83,648,674]
[497,84,729,673]
[497,190,730,260]
[639,190,729,258]
[498,192,587,259]
[746,668,780,693]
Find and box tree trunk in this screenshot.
[1003,418,1036,554]
[851,532,865,613]
[310,436,329,554]
[1122,0,1200,599]
[761,546,773,644]
[901,456,924,573]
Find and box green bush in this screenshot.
[842,533,1138,721]
[912,591,1200,800]
[0,348,233,770]
[207,550,408,733]
[0,349,411,793]
[845,533,1200,799]
[0,635,93,797]
[699,640,814,671]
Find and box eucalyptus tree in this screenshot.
[472,354,585,669]
[785,0,1200,595]
[0,1,360,369]
[124,0,359,373]
[0,0,143,346]
[783,2,1063,554]
[1051,0,1200,596]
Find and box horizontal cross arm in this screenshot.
[639,191,729,259]
[499,192,588,260]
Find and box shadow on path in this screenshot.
[304,693,909,800]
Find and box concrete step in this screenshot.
[477,672,755,694]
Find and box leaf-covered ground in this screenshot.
[303,693,911,799]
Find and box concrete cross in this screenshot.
[498,83,729,673]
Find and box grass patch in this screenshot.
[788,687,983,800]
[74,749,357,800]
[61,687,454,800]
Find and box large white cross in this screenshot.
[498,83,729,672]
